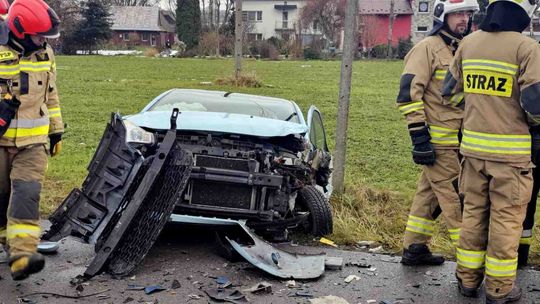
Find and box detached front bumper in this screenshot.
[44,112,193,277]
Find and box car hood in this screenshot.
[125,111,308,137]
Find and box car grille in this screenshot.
[191,180,253,209]
[195,155,250,172]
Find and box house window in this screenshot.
[242,11,262,22]
[247,33,263,41]
[123,33,130,41]
[418,1,429,13]
[151,35,157,46]
[142,33,149,41]
[417,26,429,32]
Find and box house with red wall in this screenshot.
[358,0,413,50]
[110,6,176,49]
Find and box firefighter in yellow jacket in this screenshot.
[442,1,540,302]
[0,0,63,280]
[396,0,478,266]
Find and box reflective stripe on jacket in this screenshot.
[0,42,63,147]
[443,31,540,163]
[396,35,463,149]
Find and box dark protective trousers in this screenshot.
[518,167,540,266]
[0,145,47,259]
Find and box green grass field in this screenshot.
[44,56,540,260]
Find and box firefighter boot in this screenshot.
[517,244,530,267]
[401,244,445,265]
[486,285,522,304]
[9,253,45,281]
[457,275,479,298]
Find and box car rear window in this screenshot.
[148,90,301,123]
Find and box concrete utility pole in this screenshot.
[234,0,243,78]
[386,0,395,59]
[333,0,358,195]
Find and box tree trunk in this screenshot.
[209,0,214,30]
[202,0,206,27]
[386,0,395,59]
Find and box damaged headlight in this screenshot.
[124,120,155,145]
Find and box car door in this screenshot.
[306,106,333,198]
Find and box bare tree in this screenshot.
[216,0,221,27]
[300,0,345,48]
[209,0,214,29]
[359,15,378,57]
[222,0,233,27]
[109,0,158,5]
[164,0,177,18]
[201,0,206,26]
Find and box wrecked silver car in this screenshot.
[43,89,333,278]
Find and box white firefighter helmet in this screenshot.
[429,0,480,35]
[487,0,539,17]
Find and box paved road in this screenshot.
[1,223,540,304]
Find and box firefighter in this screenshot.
[396,0,478,266]
[0,0,63,280]
[442,1,540,302]
[518,133,540,266]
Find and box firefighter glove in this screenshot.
[49,133,62,157]
[0,95,19,137]
[410,126,436,166]
[531,126,540,165]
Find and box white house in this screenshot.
[242,0,321,42]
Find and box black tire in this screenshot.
[297,186,333,236]
[214,231,244,262]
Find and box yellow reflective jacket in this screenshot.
[443,31,540,163]
[0,40,63,147]
[396,34,463,150]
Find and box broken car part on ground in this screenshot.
[43,90,336,279]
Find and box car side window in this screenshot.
[310,111,328,151]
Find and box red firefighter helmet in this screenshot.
[7,0,60,39]
[0,0,9,16]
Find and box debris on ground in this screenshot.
[17,289,111,300]
[216,276,232,288]
[324,257,344,270]
[205,288,247,303]
[123,297,134,303]
[344,275,360,283]
[356,241,376,247]
[126,284,145,291]
[171,279,181,289]
[319,237,338,248]
[144,285,166,295]
[286,280,296,288]
[242,281,272,294]
[368,246,384,253]
[309,295,350,304]
[188,294,203,300]
[345,261,371,268]
[294,291,314,298]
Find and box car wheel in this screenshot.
[214,231,244,262]
[297,185,333,236]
